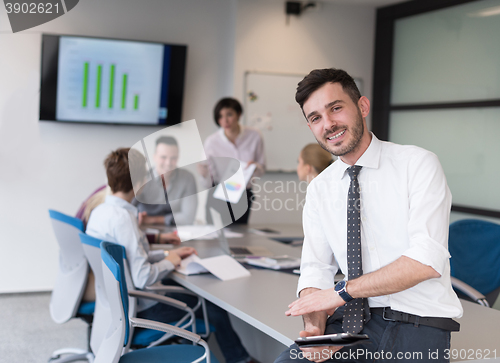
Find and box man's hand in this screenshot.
[138,211,147,226]
[286,288,344,317]
[159,232,181,245]
[165,247,197,267]
[298,330,344,363]
[142,215,166,226]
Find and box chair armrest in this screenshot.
[145,284,197,296]
[130,317,201,343]
[129,290,189,311]
[451,276,490,307]
[130,317,211,363]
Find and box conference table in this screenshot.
[151,223,500,362]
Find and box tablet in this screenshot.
[295,333,369,347]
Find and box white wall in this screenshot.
[0,0,377,293]
[0,0,236,293]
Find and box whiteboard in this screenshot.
[244,71,316,172]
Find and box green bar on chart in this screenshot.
[95,65,102,108]
[134,95,139,110]
[109,64,115,109]
[121,74,127,109]
[83,62,89,108]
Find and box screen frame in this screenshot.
[39,33,187,127]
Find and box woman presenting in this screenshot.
[200,97,265,224]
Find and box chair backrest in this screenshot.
[95,242,131,363]
[49,210,88,324]
[79,233,111,354]
[449,219,500,295]
[80,233,138,354]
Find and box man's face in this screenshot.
[154,143,179,175]
[303,82,367,159]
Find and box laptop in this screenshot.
[209,208,273,259]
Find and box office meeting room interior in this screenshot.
[1,0,500,362]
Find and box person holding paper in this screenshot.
[199,97,265,224]
[87,147,254,363]
[133,135,198,226]
[275,68,462,363]
[297,144,333,184]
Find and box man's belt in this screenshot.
[371,307,460,332]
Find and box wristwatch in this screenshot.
[334,280,354,303]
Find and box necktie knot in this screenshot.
[347,165,362,181]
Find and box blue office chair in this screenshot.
[48,210,94,363]
[97,241,219,363]
[79,233,212,354]
[449,219,500,308]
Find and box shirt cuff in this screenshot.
[402,237,451,276]
[156,258,175,274]
[297,265,337,297]
[148,250,166,263]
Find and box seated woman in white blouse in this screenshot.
[199,97,265,225]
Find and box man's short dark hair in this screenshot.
[156,136,178,148]
[104,148,146,193]
[295,68,361,110]
[213,97,243,126]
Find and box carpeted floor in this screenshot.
[0,292,89,363]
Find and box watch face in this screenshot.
[335,280,345,291]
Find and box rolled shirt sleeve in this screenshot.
[402,151,452,276]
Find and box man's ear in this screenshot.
[358,96,370,118]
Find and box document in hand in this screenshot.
[176,254,251,281]
[213,161,256,203]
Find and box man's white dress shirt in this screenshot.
[86,195,174,311]
[298,133,463,318]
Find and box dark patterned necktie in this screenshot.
[342,165,370,333]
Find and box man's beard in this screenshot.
[316,108,364,157]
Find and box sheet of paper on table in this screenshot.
[176,254,250,281]
[176,225,243,241]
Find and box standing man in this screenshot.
[275,68,462,363]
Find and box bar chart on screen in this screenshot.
[56,37,164,124]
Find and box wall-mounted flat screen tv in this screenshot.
[40,34,187,126]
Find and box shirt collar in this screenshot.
[105,195,138,215]
[334,132,382,180]
[218,124,246,144]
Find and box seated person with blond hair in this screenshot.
[297,143,333,183]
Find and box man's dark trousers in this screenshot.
[274,306,451,363]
